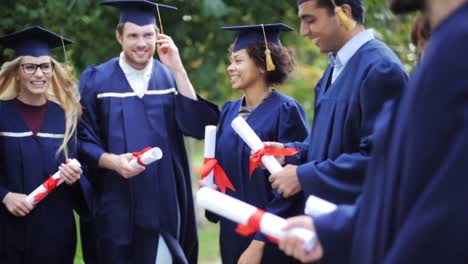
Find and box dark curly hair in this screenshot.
[243,43,296,87]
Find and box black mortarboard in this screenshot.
[221,23,293,71]
[0,26,72,58]
[100,0,177,27]
[221,23,293,52]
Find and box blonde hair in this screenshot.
[0,56,82,160]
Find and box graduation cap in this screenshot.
[221,23,293,71]
[297,0,357,31]
[100,0,177,33]
[0,26,72,58]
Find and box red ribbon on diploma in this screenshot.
[132,147,152,167]
[199,158,236,193]
[235,208,279,243]
[34,175,61,203]
[236,208,265,236]
[249,147,299,176]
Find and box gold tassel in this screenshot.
[335,6,356,31]
[330,0,356,31]
[265,48,275,71]
[156,4,164,34]
[261,24,276,72]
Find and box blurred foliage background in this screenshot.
[0,1,418,263]
[0,0,417,121]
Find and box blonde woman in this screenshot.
[0,26,85,263]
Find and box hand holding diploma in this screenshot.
[130,147,163,169]
[231,117,298,176]
[197,187,317,251]
[279,216,324,263]
[26,158,81,205]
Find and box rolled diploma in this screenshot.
[202,126,217,187]
[26,158,81,205]
[130,147,163,168]
[304,195,337,217]
[231,116,283,174]
[197,187,316,251]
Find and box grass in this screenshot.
[73,214,221,263]
[198,221,221,262]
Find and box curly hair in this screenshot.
[0,56,82,160]
[244,43,296,87]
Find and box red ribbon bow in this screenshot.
[34,175,61,203]
[198,158,236,193]
[132,147,152,167]
[249,147,299,176]
[236,209,265,236]
[235,208,279,243]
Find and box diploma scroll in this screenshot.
[202,126,217,187]
[197,187,316,251]
[304,195,337,217]
[231,117,283,174]
[130,147,163,168]
[26,158,81,205]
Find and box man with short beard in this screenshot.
[77,1,219,263]
[278,0,468,263]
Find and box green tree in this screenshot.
[0,0,417,119]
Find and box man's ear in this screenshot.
[340,3,353,18]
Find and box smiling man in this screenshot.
[267,0,408,205]
[77,1,219,263]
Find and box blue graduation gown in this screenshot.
[78,58,219,264]
[314,3,468,263]
[286,39,408,203]
[207,91,309,264]
[0,100,85,264]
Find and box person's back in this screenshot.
[351,2,468,262]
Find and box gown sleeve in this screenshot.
[314,203,358,264]
[77,67,106,168]
[174,94,220,140]
[297,62,408,203]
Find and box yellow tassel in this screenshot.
[335,6,356,31]
[265,48,275,71]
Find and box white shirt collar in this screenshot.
[329,29,375,68]
[118,52,153,79]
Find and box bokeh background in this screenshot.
[0,1,418,263]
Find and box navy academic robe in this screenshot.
[207,91,309,264]
[0,100,86,264]
[314,3,468,263]
[78,58,219,264]
[286,39,408,203]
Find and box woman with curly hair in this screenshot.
[0,26,86,263]
[205,23,309,264]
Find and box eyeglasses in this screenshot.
[20,62,55,75]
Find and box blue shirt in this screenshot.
[330,29,374,84]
